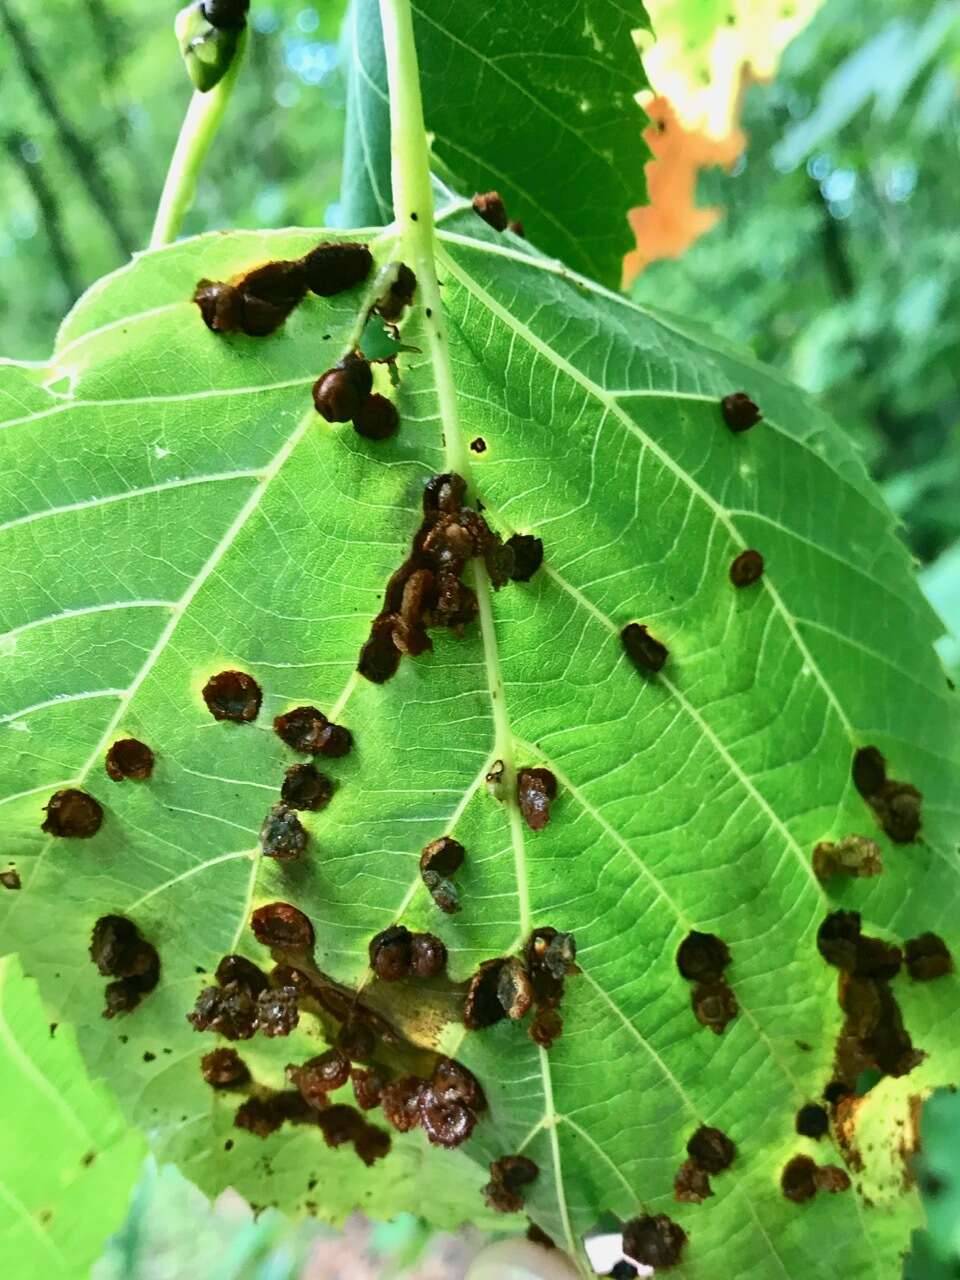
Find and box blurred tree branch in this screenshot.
[3,130,82,304]
[0,0,136,256]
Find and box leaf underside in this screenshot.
[1,197,958,1277]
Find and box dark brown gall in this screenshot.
[105,738,155,781]
[259,804,307,860]
[432,1057,486,1112]
[375,263,417,322]
[795,1103,829,1139]
[369,925,413,981]
[352,1066,390,1110]
[418,1085,476,1148]
[42,788,103,838]
[905,933,953,981]
[381,1076,426,1132]
[409,932,448,978]
[313,353,373,423]
[621,622,668,674]
[781,1155,818,1203]
[686,1125,735,1173]
[215,954,268,994]
[506,533,544,582]
[250,902,315,951]
[674,1158,712,1203]
[622,1214,687,1269]
[202,670,261,722]
[299,242,372,296]
[692,981,738,1034]
[852,746,886,798]
[201,1047,250,1088]
[193,280,243,332]
[280,763,334,811]
[517,767,557,832]
[353,394,399,441]
[464,959,509,1030]
[0,870,20,890]
[721,392,762,432]
[676,931,730,983]
[473,191,508,232]
[729,549,764,588]
[420,836,465,878]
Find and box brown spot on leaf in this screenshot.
[686,1124,735,1173]
[353,393,399,441]
[815,1164,851,1194]
[105,738,154,781]
[484,1155,539,1212]
[517,767,557,832]
[250,902,315,951]
[0,870,20,890]
[202,670,261,722]
[621,622,668,674]
[472,191,508,232]
[470,437,487,454]
[720,392,762,432]
[622,1213,687,1269]
[201,1047,250,1089]
[729,549,764,588]
[795,1103,829,1139]
[281,763,334,811]
[42,788,103,838]
[905,933,953,981]
[259,804,307,861]
[674,1158,712,1203]
[506,534,544,582]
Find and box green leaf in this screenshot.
[339,0,651,283]
[1,199,958,1276]
[0,954,145,1279]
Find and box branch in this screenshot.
[3,131,82,303]
[0,0,137,257]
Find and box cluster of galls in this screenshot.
[463,927,577,1050]
[675,931,738,1034]
[368,924,448,980]
[312,351,400,443]
[852,745,923,844]
[187,951,299,1040]
[379,1057,486,1149]
[780,1154,851,1204]
[90,916,160,1017]
[673,1124,736,1205]
[817,909,950,1087]
[194,241,372,337]
[357,472,537,683]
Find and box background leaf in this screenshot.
[0,953,145,1280]
[1,199,958,1276]
[339,0,651,284]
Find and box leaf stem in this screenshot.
[149,28,247,249]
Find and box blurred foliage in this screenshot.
[0,0,348,362]
[904,1088,960,1280]
[633,0,960,566]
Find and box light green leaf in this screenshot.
[0,953,145,1280]
[339,0,651,284]
[1,198,958,1277]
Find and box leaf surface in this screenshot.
[1,202,958,1276]
[0,954,145,1280]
